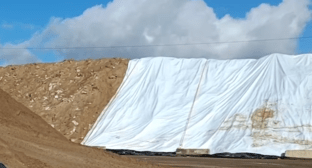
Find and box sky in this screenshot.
[0,0,311,65]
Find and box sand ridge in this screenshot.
[0,83,165,168]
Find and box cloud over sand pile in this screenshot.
[0,0,311,65]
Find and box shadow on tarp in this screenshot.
[107,149,176,157]
[0,163,7,168]
[208,153,282,159]
[107,149,283,159]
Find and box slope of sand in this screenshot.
[0,88,164,168]
[0,58,128,143]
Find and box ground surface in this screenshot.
[131,156,312,168]
[0,58,128,143]
[0,88,164,168]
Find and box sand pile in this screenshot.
[0,87,165,168]
[0,58,128,143]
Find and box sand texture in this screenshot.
[0,58,128,143]
[0,85,165,168]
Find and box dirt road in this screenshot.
[130,156,312,168]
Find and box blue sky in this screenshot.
[0,0,311,64]
[0,0,111,44]
[0,0,284,44]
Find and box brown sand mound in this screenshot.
[0,88,164,168]
[0,58,128,143]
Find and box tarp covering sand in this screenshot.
[83,54,312,156]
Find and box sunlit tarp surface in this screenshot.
[83,54,312,156]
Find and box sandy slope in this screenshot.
[0,88,165,168]
[0,58,128,143]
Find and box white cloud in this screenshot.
[0,43,40,66]
[1,23,14,29]
[3,22,37,30]
[1,0,312,65]
[21,23,36,30]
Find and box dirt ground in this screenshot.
[131,156,312,168]
[0,88,165,168]
[0,58,128,143]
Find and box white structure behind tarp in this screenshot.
[82,54,312,156]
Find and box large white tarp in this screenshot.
[83,54,312,156]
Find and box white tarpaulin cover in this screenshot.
[82,54,312,156]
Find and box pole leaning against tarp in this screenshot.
[177,60,210,155]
